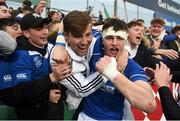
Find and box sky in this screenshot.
[50,0,116,16]
[49,0,154,26]
[7,0,116,17]
[6,0,154,26]
[50,0,145,19]
[172,0,180,4]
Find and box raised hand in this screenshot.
[154,62,172,88]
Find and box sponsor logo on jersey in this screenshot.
[3,74,12,81]
[16,73,27,80]
[101,84,115,94]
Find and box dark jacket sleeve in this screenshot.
[158,86,180,120]
[134,43,160,69]
[166,41,178,52]
[0,76,53,106]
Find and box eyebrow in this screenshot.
[105,35,125,39]
[1,9,7,11]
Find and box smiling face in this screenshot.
[63,10,93,56]
[23,25,48,48]
[5,23,22,39]
[0,18,22,39]
[149,18,165,39]
[65,23,92,56]
[0,5,11,19]
[150,23,164,38]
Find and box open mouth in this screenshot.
[110,48,119,56]
[78,46,88,53]
[40,36,48,41]
[136,36,141,40]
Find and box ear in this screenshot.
[102,38,105,45]
[64,32,68,41]
[22,30,30,38]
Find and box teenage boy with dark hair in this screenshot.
[77,18,156,120]
[6,13,71,119]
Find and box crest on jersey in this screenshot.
[33,56,42,68]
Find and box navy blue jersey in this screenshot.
[0,56,12,89]
[83,59,147,120]
[10,43,53,86]
[83,29,148,120]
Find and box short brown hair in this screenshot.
[63,10,92,36]
[151,18,165,26]
[171,25,180,34]
[136,19,144,24]
[128,20,144,28]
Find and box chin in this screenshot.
[109,54,117,58]
[78,52,87,57]
[43,41,48,45]
[137,42,141,45]
[152,33,160,37]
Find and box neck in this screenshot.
[29,40,44,49]
[128,40,137,49]
[151,35,159,40]
[130,44,137,49]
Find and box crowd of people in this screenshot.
[0,0,180,120]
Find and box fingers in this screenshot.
[159,62,170,76]
[52,54,69,64]
[49,89,61,103]
[51,46,69,64]
[52,58,64,64]
[58,69,72,80]
[57,67,72,80]
[96,56,112,73]
[159,61,166,70]
[58,65,71,75]
[52,63,72,80]
[117,65,125,72]
[155,63,159,71]
[167,49,179,60]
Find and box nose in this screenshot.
[18,28,22,35]
[139,31,143,36]
[7,12,11,18]
[81,38,88,46]
[112,37,118,45]
[81,36,91,45]
[42,27,48,34]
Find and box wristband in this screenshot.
[57,32,64,36]
[102,57,119,81]
[55,42,66,47]
[56,34,66,44]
